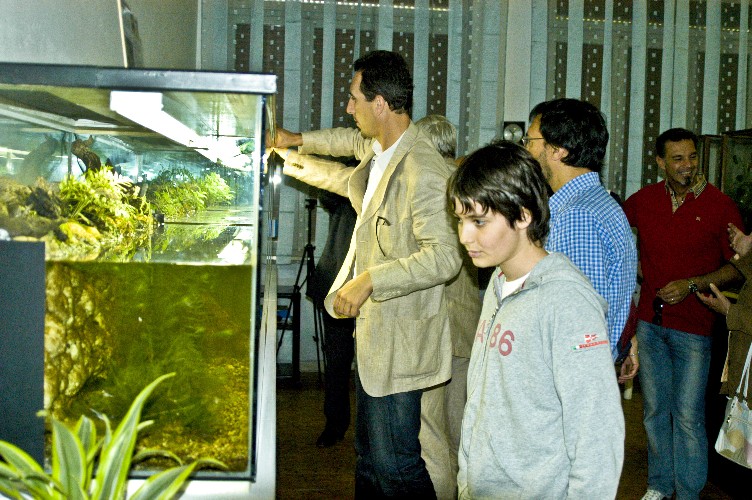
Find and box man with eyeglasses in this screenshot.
[623,127,744,500]
[524,98,638,373]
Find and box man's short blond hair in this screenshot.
[416,114,457,159]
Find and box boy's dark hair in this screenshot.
[529,98,608,173]
[447,141,550,244]
[354,50,413,114]
[655,128,698,157]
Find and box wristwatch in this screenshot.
[688,279,698,294]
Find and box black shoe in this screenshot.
[316,427,345,448]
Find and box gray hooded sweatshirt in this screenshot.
[458,252,624,499]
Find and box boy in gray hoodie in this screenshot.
[448,142,624,499]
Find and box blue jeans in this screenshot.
[354,370,436,499]
[637,320,712,499]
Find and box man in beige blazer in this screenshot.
[272,50,463,498]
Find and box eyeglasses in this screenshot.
[521,136,544,147]
[652,297,665,326]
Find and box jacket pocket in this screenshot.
[375,217,414,258]
[391,311,446,378]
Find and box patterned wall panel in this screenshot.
[719,52,739,133]
[427,32,448,116]
[641,47,662,185]
[720,1,742,133]
[582,44,603,105]
[263,24,286,128]
[690,50,706,133]
[554,41,568,98]
[613,0,632,23]
[235,23,250,72]
[311,28,324,131]
[584,0,606,20]
[647,0,664,24]
[608,29,632,196]
[333,26,357,128]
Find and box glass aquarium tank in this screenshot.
[0,63,278,497]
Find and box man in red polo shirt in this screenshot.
[623,128,743,500]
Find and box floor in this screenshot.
[276,371,745,500]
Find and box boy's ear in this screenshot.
[515,208,533,230]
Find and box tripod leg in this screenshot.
[314,304,326,385]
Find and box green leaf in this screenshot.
[75,416,100,487]
[0,461,22,480]
[132,448,182,467]
[0,441,57,498]
[16,470,60,500]
[0,479,25,500]
[93,410,113,456]
[50,418,87,500]
[75,416,97,458]
[129,463,197,500]
[93,373,175,500]
[0,441,44,475]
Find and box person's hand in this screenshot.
[333,271,374,318]
[728,223,752,258]
[697,283,731,316]
[266,127,303,149]
[618,353,639,383]
[656,279,691,305]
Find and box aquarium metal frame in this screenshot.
[0,62,278,499]
[0,62,276,95]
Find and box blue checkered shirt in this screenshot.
[545,172,637,360]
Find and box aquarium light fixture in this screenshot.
[110,91,248,169]
[110,91,202,148]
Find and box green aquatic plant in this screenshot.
[199,172,233,206]
[59,169,151,235]
[148,168,233,218]
[66,263,239,440]
[0,373,224,500]
[53,169,152,260]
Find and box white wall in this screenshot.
[0,0,123,66]
[128,0,199,69]
[0,0,199,69]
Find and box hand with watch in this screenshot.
[656,278,698,305]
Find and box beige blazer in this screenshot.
[441,160,482,359]
[285,124,462,397]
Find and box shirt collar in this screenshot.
[549,171,601,213]
[371,132,405,165]
[664,173,707,210]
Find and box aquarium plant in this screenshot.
[57,169,152,254]
[148,168,233,218]
[0,373,224,499]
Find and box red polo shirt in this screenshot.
[624,181,743,336]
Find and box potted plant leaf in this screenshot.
[0,373,224,499]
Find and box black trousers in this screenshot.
[321,310,355,434]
